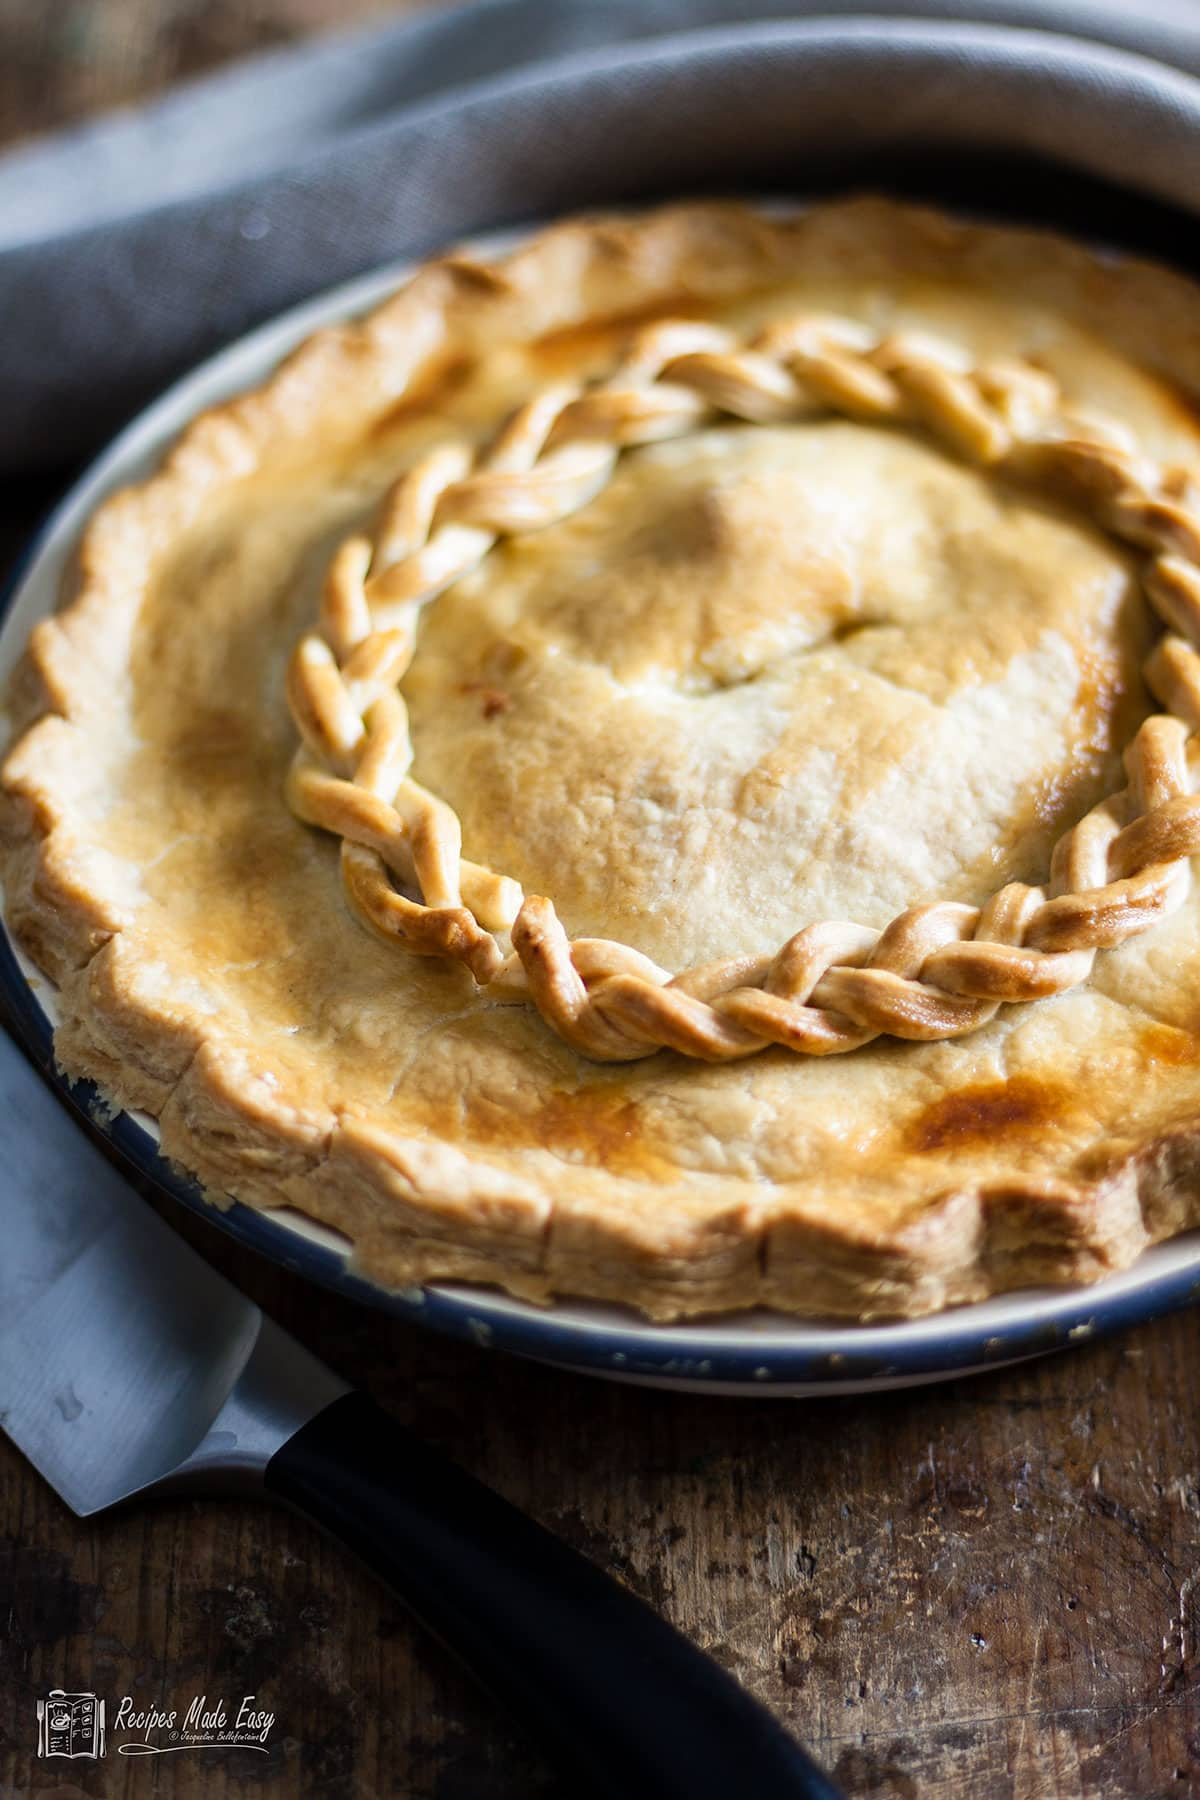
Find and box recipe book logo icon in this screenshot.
[36,1690,106,1759]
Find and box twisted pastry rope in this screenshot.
[285,312,1200,1063]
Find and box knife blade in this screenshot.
[0,1025,346,1512]
[0,1022,842,1799]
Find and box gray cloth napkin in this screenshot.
[4,0,1200,474]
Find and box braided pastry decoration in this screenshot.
[285,312,1200,1064]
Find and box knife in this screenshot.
[0,1023,842,1799]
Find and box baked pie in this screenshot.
[7,196,1200,1319]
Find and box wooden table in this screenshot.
[2,6,1199,1796]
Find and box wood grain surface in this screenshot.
[0,1,432,148]
[2,5,1200,1797]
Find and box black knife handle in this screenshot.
[265,1392,841,1800]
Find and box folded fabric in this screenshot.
[3,0,1200,473]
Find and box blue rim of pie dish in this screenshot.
[4,230,1200,1392]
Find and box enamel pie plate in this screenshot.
[6,225,1200,1397]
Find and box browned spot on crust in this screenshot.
[906,1075,1065,1154]
[1067,641,1144,766]
[370,351,475,435]
[457,680,511,719]
[434,254,517,296]
[168,705,257,759]
[530,295,715,378]
[1138,1021,1200,1067]
[1144,367,1200,437]
[456,1083,676,1182]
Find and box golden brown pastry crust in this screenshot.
[8,196,1200,1319]
[280,307,1200,1065]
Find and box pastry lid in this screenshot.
[4,211,1200,1389]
